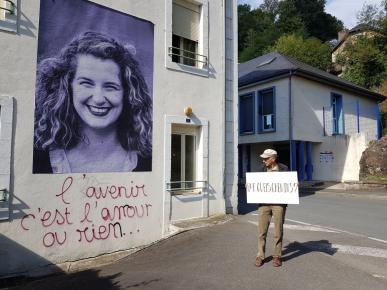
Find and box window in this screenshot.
[258,87,275,132]
[171,0,203,68]
[239,93,255,134]
[331,93,344,134]
[0,0,18,33]
[0,96,13,220]
[166,0,209,75]
[171,133,196,189]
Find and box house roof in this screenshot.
[332,24,373,52]
[238,51,386,102]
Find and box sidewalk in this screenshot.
[3,211,387,290]
[299,180,387,198]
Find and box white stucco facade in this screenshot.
[0,0,238,277]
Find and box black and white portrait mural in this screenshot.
[33,0,154,173]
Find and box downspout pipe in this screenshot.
[288,70,294,170]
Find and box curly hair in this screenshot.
[34,31,152,157]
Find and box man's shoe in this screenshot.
[255,256,264,267]
[272,256,282,267]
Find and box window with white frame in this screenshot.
[172,0,200,67]
[166,0,209,75]
[0,0,18,32]
[258,87,275,132]
[0,96,14,220]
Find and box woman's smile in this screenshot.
[72,54,124,130]
[86,104,112,116]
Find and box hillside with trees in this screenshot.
[238,0,387,135]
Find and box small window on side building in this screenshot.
[239,93,255,134]
[258,87,275,132]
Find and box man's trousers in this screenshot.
[257,204,286,259]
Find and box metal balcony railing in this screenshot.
[166,180,208,194]
[0,0,15,15]
[168,46,208,67]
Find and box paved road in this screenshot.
[287,191,387,241]
[5,192,387,290]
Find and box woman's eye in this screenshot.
[105,84,120,91]
[80,81,93,87]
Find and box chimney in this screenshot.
[338,30,348,42]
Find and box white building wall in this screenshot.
[238,78,290,144]
[292,76,378,181]
[313,134,367,181]
[0,0,236,277]
[224,0,238,214]
[292,76,378,142]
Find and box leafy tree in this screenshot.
[259,0,280,21]
[276,0,343,42]
[336,36,386,89]
[266,34,332,70]
[357,2,385,29]
[238,4,280,62]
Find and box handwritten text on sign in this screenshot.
[246,172,299,204]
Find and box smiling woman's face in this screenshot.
[71,54,124,131]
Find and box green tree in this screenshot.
[266,34,332,70]
[336,37,386,89]
[238,4,280,62]
[276,0,343,41]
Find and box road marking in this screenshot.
[286,219,312,226]
[247,221,338,233]
[285,219,363,236]
[372,274,385,278]
[286,219,387,244]
[248,220,387,258]
[368,237,387,244]
[322,244,387,259]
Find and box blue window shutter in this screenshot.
[239,93,255,134]
[337,94,343,134]
[257,91,262,133]
[331,93,343,135]
[272,87,276,131]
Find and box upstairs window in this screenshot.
[258,87,276,132]
[331,93,344,134]
[0,0,18,33]
[172,0,201,67]
[239,93,255,135]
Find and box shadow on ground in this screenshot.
[282,240,338,262]
[2,270,123,290]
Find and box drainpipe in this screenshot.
[288,71,294,170]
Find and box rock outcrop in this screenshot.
[359,136,387,180]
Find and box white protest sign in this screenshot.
[246,171,299,204]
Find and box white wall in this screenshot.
[0,0,236,277]
[224,0,239,214]
[292,76,378,142]
[312,134,367,181]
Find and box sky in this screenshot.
[237,0,383,29]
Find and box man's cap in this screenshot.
[260,149,277,158]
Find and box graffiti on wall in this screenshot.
[20,176,152,247]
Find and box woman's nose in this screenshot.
[91,87,106,104]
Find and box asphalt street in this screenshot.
[4,191,387,290]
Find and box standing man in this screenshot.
[255,149,288,267]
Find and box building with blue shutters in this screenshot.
[238,52,385,182]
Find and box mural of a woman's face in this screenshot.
[71,54,124,131]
